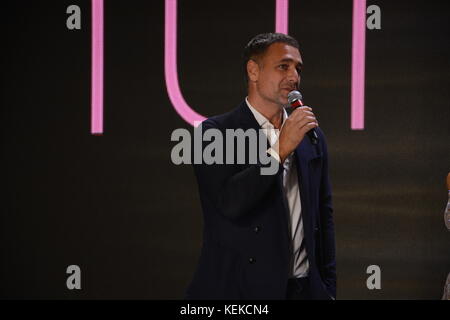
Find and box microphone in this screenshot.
[287,90,319,145]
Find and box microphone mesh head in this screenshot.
[287,90,302,105]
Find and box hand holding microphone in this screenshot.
[277,90,319,163]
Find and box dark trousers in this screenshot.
[286,277,312,300]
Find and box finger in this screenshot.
[296,110,314,116]
[300,107,313,113]
[298,106,313,115]
[299,122,318,135]
[297,116,316,127]
[291,109,315,121]
[291,106,312,115]
[297,116,317,130]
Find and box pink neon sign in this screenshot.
[163,0,292,127]
[164,0,206,126]
[351,0,366,130]
[275,0,289,35]
[91,0,103,135]
[91,0,366,133]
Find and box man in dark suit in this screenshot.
[186,33,336,300]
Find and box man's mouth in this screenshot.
[281,86,297,91]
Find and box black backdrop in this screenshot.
[2,0,450,299]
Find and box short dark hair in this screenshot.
[243,33,300,82]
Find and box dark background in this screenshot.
[2,0,449,299]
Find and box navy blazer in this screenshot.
[186,101,336,299]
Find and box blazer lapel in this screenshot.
[236,101,261,131]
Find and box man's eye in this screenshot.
[279,64,288,70]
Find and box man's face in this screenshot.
[251,42,303,106]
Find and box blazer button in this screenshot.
[249,257,256,264]
[254,226,260,233]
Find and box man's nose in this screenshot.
[287,67,300,83]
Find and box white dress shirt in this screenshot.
[246,97,309,278]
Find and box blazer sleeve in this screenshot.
[193,118,283,221]
[317,128,337,298]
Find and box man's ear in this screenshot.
[247,59,259,82]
